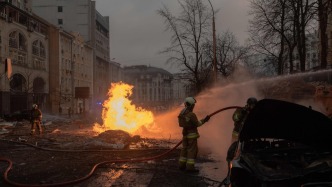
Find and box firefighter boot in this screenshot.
[186,163,199,173]
[30,122,37,135]
[179,161,186,171]
[38,124,43,135]
[30,129,35,135]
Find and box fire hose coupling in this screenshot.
[202,115,210,123]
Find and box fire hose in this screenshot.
[0,106,241,187]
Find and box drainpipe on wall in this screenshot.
[71,38,74,114]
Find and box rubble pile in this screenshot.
[0,112,179,152]
[89,130,135,149]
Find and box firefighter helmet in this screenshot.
[232,109,243,122]
[32,104,38,109]
[184,97,196,107]
[246,97,257,108]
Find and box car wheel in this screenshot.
[230,168,258,187]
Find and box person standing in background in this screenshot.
[30,104,42,135]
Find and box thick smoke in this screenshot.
[195,80,262,161]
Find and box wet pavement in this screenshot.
[0,116,228,187]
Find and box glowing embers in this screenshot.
[98,82,154,134]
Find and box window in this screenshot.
[17,0,21,9]
[58,6,63,12]
[32,40,46,58]
[10,74,26,92]
[9,31,27,51]
[58,19,63,25]
[9,31,18,48]
[32,40,39,55]
[40,42,46,57]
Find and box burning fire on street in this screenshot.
[93,82,155,135]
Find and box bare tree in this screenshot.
[22,69,34,93]
[290,0,316,72]
[249,0,288,75]
[157,0,212,94]
[317,0,331,69]
[249,0,317,74]
[204,31,248,77]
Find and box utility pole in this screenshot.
[207,0,217,83]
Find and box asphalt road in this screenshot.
[0,120,227,187]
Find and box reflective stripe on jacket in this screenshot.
[186,132,200,139]
[178,108,203,138]
[186,158,195,165]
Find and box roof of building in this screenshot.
[96,10,109,31]
[123,65,173,77]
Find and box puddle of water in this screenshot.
[84,164,154,186]
[197,155,228,182]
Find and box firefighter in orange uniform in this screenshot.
[178,97,210,173]
[30,104,43,135]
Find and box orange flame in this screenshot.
[98,82,154,134]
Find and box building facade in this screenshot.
[326,0,332,66]
[284,32,320,73]
[109,60,122,84]
[48,27,93,114]
[123,65,173,112]
[0,0,49,114]
[172,73,191,105]
[32,0,111,107]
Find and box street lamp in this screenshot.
[207,0,217,83]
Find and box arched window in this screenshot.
[9,31,27,66]
[40,42,45,57]
[33,77,45,93]
[32,40,46,69]
[9,31,18,48]
[10,74,26,92]
[8,31,27,51]
[32,40,46,58]
[32,40,39,56]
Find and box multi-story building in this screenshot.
[32,0,111,106]
[172,73,190,105]
[123,65,173,112]
[286,32,320,73]
[326,0,332,67]
[244,53,276,77]
[109,59,122,84]
[0,0,49,114]
[306,32,320,70]
[48,27,93,114]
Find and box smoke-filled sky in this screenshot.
[96,0,251,73]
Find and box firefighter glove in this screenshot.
[203,115,210,123]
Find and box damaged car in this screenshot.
[225,99,332,187]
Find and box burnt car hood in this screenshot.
[239,99,332,150]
